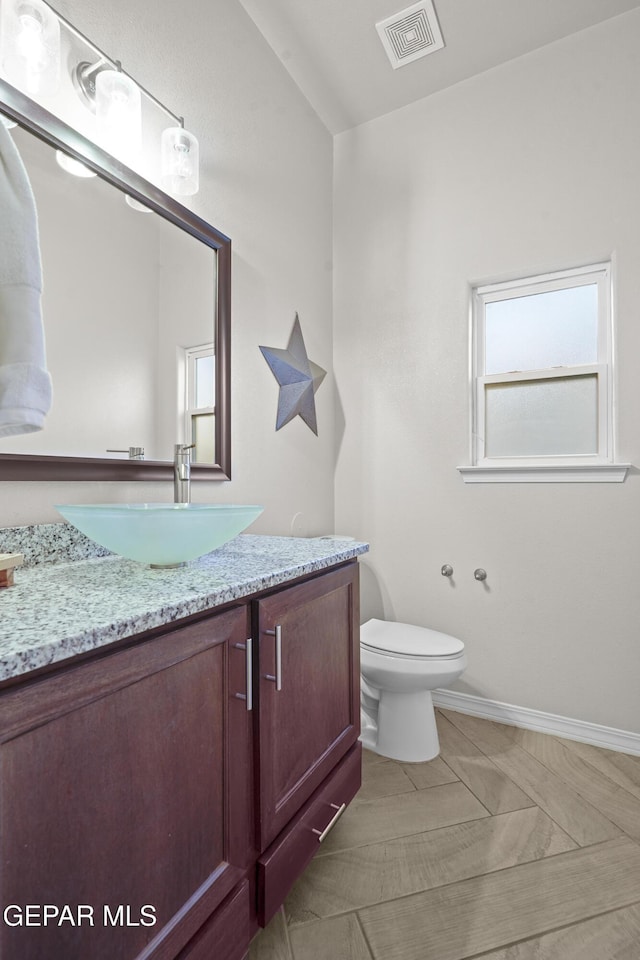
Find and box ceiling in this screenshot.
[237,0,640,133]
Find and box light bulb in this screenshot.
[95,69,141,169]
[0,0,60,96]
[161,126,199,196]
[17,9,44,60]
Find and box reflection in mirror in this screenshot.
[1,128,215,463]
[0,81,230,481]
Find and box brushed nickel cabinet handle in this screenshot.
[233,638,253,711]
[245,636,253,710]
[311,802,346,843]
[264,625,282,691]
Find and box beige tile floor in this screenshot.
[248,709,640,960]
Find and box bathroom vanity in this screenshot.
[0,532,368,960]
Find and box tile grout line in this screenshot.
[281,905,295,960]
[436,710,541,812]
[285,837,630,933]
[436,750,510,819]
[439,710,623,848]
[461,897,640,960]
[524,729,640,801]
[313,806,492,859]
[354,909,376,960]
[509,730,640,846]
[353,846,640,960]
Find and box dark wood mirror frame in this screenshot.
[0,79,231,481]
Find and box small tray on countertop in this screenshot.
[0,553,24,588]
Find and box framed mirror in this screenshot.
[0,78,230,481]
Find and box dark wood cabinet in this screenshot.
[0,560,361,959]
[0,606,253,960]
[254,563,361,924]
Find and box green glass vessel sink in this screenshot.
[55,503,264,567]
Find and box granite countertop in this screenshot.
[0,534,369,683]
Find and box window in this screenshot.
[459,263,628,482]
[184,343,215,463]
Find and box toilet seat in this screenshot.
[361,618,464,661]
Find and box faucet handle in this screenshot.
[174,443,195,455]
[107,446,145,460]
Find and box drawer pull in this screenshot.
[264,625,282,691]
[311,802,346,843]
[233,638,253,711]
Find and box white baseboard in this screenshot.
[432,689,640,757]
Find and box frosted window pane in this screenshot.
[195,355,214,408]
[191,412,214,463]
[485,285,598,374]
[485,375,598,457]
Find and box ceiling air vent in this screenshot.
[376,0,445,69]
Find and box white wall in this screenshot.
[334,10,640,733]
[0,0,335,538]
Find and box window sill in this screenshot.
[457,463,631,483]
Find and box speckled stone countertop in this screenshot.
[0,534,369,683]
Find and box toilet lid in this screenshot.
[361,618,464,659]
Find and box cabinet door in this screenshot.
[0,606,253,960]
[255,563,360,849]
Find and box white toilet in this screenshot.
[360,618,467,763]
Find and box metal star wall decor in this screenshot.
[259,314,327,435]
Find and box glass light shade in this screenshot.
[161,126,199,196]
[0,0,60,96]
[55,149,97,178]
[95,68,141,168]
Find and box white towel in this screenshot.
[0,121,52,437]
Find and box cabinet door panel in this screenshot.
[256,563,360,849]
[0,606,251,960]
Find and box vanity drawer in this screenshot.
[257,742,362,926]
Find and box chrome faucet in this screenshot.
[174,443,195,503]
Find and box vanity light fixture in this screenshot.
[62,9,199,195]
[0,0,60,96]
[0,0,200,195]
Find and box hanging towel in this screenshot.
[0,121,52,436]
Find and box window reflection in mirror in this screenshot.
[184,343,215,463]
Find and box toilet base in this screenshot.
[360,689,440,763]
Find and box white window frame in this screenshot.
[183,342,215,455]
[458,263,629,483]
